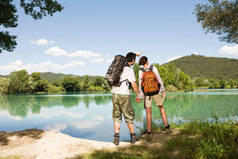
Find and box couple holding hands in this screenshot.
[107,52,169,145]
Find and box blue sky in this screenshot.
[1,0,237,76]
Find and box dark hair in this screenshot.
[139,56,148,65]
[126,52,136,62]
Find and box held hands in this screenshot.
[135,96,141,104]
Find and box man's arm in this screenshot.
[131,81,140,96]
[131,81,141,103]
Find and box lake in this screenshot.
[0,89,238,142]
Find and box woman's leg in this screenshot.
[146,107,152,132]
[158,105,169,127]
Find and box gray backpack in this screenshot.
[105,55,129,87]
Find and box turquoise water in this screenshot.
[0,89,238,142]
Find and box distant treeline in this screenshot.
[0,70,110,94]
[1,63,238,94]
[194,78,238,89]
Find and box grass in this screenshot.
[70,119,238,159]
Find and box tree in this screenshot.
[31,72,41,82]
[8,70,30,93]
[0,0,63,53]
[61,76,80,92]
[195,0,238,43]
[0,77,9,93]
[35,79,49,92]
[195,78,205,88]
[82,75,91,91]
[93,76,110,91]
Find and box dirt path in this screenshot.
[0,129,179,159]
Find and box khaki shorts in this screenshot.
[145,92,166,108]
[112,94,135,124]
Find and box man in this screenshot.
[111,52,141,145]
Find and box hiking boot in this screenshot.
[113,134,120,145]
[165,124,170,129]
[162,124,171,131]
[130,133,137,144]
[141,131,152,139]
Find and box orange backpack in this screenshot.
[141,65,160,96]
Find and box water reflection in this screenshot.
[0,91,238,141]
[0,94,112,117]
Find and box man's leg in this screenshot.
[112,94,122,145]
[114,122,120,134]
[158,105,169,127]
[146,107,152,133]
[122,95,137,144]
[127,122,134,134]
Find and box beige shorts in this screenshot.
[112,94,135,124]
[145,92,166,107]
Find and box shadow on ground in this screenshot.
[0,129,44,146]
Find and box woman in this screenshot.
[138,56,170,135]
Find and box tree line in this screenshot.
[1,64,238,94]
[0,70,110,94]
[194,78,238,89]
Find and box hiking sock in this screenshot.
[113,133,120,145]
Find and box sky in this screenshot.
[1,0,238,76]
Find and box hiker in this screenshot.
[138,56,170,135]
[109,52,141,145]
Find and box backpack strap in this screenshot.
[149,65,153,71]
[119,65,130,87]
[140,67,146,72]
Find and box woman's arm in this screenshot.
[138,69,144,98]
[153,66,165,92]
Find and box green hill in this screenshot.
[166,54,238,80]
[40,72,102,83]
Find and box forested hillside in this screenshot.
[40,72,100,83]
[167,54,238,80]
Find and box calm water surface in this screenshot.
[0,89,238,142]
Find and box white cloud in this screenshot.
[0,60,85,75]
[45,46,68,56]
[45,47,102,59]
[218,45,238,57]
[167,56,182,62]
[30,38,55,46]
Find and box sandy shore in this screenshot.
[0,129,134,159]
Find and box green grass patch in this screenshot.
[166,120,238,159]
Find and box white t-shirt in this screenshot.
[111,66,136,95]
